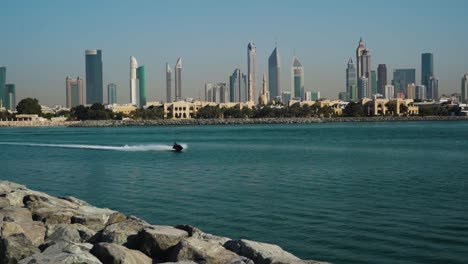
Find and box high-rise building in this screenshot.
[85,50,103,104]
[5,84,15,111]
[392,69,416,95]
[428,77,439,100]
[358,77,369,99]
[0,67,6,108]
[229,69,247,102]
[406,83,416,99]
[421,53,434,89]
[166,63,172,103]
[66,77,84,108]
[175,58,182,101]
[247,41,256,102]
[137,66,146,107]
[415,85,426,100]
[259,74,268,105]
[291,57,304,99]
[205,83,227,103]
[371,70,377,95]
[346,58,357,101]
[281,91,291,104]
[360,49,371,78]
[311,91,321,101]
[218,83,228,103]
[268,46,280,101]
[130,56,138,105]
[384,85,394,100]
[462,74,468,102]
[304,91,312,101]
[338,92,349,101]
[356,38,366,78]
[107,83,117,105]
[377,64,387,95]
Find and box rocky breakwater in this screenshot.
[0,181,328,264]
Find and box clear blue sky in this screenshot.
[2,0,468,106]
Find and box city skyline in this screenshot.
[1,0,468,106]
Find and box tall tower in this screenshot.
[356,38,366,78]
[137,66,146,107]
[268,45,280,101]
[0,67,5,108]
[166,63,172,103]
[247,41,257,102]
[291,57,304,99]
[85,50,103,104]
[428,77,438,100]
[66,77,83,108]
[377,64,387,95]
[130,56,138,105]
[346,58,357,101]
[229,69,247,102]
[175,57,182,101]
[462,74,468,102]
[248,73,253,102]
[421,53,434,89]
[5,84,15,111]
[259,73,268,105]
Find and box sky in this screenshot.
[1,0,468,106]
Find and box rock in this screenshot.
[1,207,33,222]
[23,193,79,212]
[32,207,75,225]
[169,237,252,264]
[71,205,115,231]
[175,225,230,245]
[19,241,102,264]
[58,196,90,206]
[1,221,45,247]
[100,217,149,246]
[136,226,189,259]
[106,212,127,226]
[90,242,152,264]
[0,233,40,264]
[45,224,81,243]
[223,239,301,264]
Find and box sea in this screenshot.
[0,121,467,264]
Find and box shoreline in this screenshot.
[0,181,328,263]
[0,116,467,128]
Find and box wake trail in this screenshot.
[0,142,188,152]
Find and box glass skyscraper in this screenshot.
[291,57,304,99]
[247,41,256,102]
[377,64,387,95]
[85,50,103,104]
[137,66,146,107]
[229,68,247,102]
[66,77,83,108]
[5,84,15,111]
[421,53,434,89]
[166,63,172,103]
[107,83,117,105]
[175,58,182,101]
[0,67,6,108]
[268,46,280,101]
[392,69,416,95]
[346,58,357,101]
[371,70,377,95]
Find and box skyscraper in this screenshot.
[356,38,366,78]
[406,83,416,99]
[428,77,439,100]
[392,69,416,95]
[371,70,377,95]
[415,85,426,100]
[166,63,172,103]
[85,50,103,104]
[421,53,434,89]
[462,74,468,102]
[107,83,117,105]
[358,77,369,99]
[247,41,256,102]
[346,58,357,101]
[175,58,182,101]
[137,66,146,107]
[0,67,6,108]
[360,49,371,79]
[66,77,83,108]
[291,57,304,99]
[229,69,247,102]
[130,56,138,105]
[268,46,280,101]
[384,85,394,100]
[5,84,15,111]
[377,64,387,95]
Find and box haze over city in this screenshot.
[2,0,468,106]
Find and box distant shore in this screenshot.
[0,116,467,128]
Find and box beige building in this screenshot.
[109,104,137,115]
[369,98,418,116]
[163,101,255,119]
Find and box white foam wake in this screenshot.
[0,142,188,152]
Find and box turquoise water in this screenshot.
[1,122,467,264]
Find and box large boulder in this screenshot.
[175,225,230,245]
[223,239,301,264]
[71,205,116,231]
[0,233,40,264]
[100,217,150,246]
[136,226,189,260]
[0,207,33,222]
[46,223,96,243]
[90,242,152,264]
[32,207,75,225]
[18,241,102,264]
[1,221,45,247]
[168,237,252,264]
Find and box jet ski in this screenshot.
[173,142,183,152]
